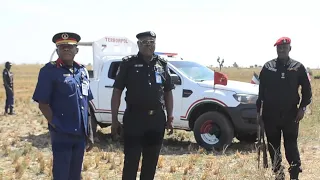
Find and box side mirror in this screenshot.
[171,74,181,85]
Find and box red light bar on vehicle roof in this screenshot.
[154,52,178,56]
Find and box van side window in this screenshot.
[108,61,121,79]
[169,69,176,75]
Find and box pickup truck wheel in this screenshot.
[193,111,234,151]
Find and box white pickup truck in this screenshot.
[50,36,260,150]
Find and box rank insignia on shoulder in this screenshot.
[50,61,57,65]
[157,56,167,63]
[122,56,131,61]
[63,74,71,77]
[122,55,136,61]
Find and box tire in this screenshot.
[236,133,257,143]
[193,111,234,150]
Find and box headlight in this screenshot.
[233,94,258,104]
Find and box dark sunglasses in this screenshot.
[139,39,156,46]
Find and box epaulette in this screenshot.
[156,55,168,64]
[122,55,137,62]
[46,61,57,68]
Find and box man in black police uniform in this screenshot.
[256,37,312,180]
[3,61,15,115]
[32,32,94,180]
[111,31,175,180]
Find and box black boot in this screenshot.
[8,106,15,115]
[288,164,302,180]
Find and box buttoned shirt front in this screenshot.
[113,53,175,109]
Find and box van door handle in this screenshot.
[105,85,113,88]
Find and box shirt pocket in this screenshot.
[130,68,145,83]
[55,77,76,96]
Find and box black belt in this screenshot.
[126,104,163,115]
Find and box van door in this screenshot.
[98,61,126,124]
[167,67,187,129]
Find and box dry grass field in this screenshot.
[0,64,319,180]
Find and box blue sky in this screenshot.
[1,0,319,68]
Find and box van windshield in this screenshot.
[169,61,214,82]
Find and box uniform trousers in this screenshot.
[49,128,86,180]
[4,86,14,113]
[262,106,302,177]
[122,106,166,180]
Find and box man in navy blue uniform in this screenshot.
[257,37,312,180]
[3,61,15,115]
[32,32,94,180]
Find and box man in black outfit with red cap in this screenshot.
[256,37,312,180]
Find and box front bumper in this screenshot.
[226,103,258,134]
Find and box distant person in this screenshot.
[2,61,15,115]
[256,37,312,180]
[32,32,94,180]
[111,31,174,180]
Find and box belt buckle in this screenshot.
[148,110,154,115]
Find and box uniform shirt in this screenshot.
[2,69,13,88]
[113,53,175,109]
[256,58,312,112]
[32,59,94,136]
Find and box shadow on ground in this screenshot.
[20,131,51,149]
[20,130,256,156]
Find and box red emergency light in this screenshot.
[154,52,178,57]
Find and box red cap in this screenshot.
[274,37,291,46]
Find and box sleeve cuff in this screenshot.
[32,96,50,104]
[112,84,125,90]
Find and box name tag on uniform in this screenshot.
[134,64,143,67]
[82,81,89,96]
[155,72,162,84]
